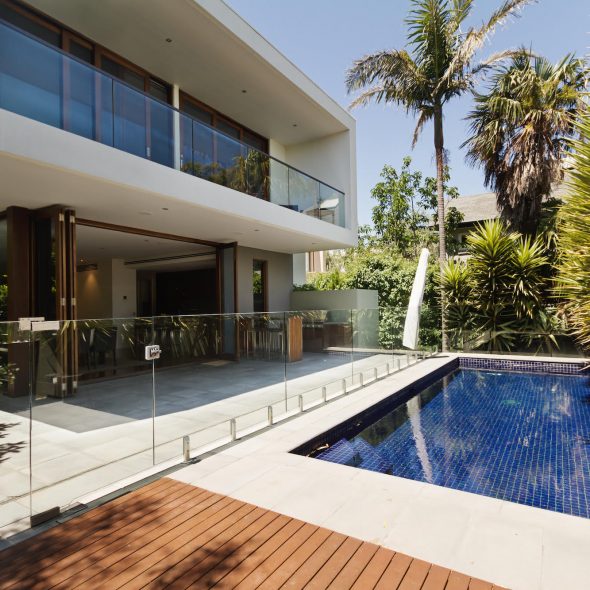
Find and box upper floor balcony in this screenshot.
[0,18,346,228]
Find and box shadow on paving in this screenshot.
[2,352,361,432]
[0,422,25,464]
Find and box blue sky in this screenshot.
[225,0,589,225]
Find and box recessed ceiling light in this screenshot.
[254,229,260,232]
[292,123,298,127]
[241,89,247,94]
[162,207,169,211]
[165,38,172,43]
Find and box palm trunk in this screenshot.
[434,106,449,352]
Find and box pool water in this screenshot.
[314,369,590,518]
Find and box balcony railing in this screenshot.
[0,19,346,228]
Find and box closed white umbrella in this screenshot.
[402,248,430,350]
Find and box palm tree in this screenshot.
[463,52,586,234]
[346,0,533,350]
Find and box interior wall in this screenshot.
[111,259,137,318]
[237,246,293,313]
[77,258,137,319]
[76,260,113,319]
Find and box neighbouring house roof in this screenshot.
[447,181,568,227]
[450,192,500,225]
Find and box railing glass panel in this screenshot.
[0,322,31,532]
[0,19,346,227]
[3,307,585,533]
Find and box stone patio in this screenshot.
[0,350,416,537]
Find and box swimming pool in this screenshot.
[298,365,590,518]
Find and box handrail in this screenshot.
[0,17,345,198]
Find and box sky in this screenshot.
[225,0,589,226]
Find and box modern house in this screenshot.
[0,0,357,317]
[0,0,357,391]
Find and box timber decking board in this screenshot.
[0,478,507,590]
[2,481,205,590]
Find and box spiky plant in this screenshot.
[440,258,474,348]
[443,219,552,351]
[555,112,590,350]
[511,236,548,321]
[345,0,534,350]
[466,220,519,349]
[464,52,587,234]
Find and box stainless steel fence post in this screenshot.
[183,436,190,462]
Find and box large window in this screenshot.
[180,93,268,153]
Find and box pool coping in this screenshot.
[171,352,590,590]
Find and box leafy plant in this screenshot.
[464,52,586,234]
[555,112,590,351]
[370,157,462,257]
[442,219,555,351]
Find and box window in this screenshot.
[253,260,267,313]
[0,0,60,46]
[180,93,268,153]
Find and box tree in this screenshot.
[442,219,553,351]
[555,112,590,351]
[346,0,533,350]
[370,157,463,257]
[342,247,441,349]
[371,157,427,255]
[463,52,586,234]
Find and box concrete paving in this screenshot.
[170,354,590,590]
[0,349,414,537]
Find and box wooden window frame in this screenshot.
[180,91,269,154]
[4,0,268,164]
[0,0,61,40]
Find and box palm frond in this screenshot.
[412,108,434,147]
[346,50,430,112]
[436,0,535,95]
[463,52,585,233]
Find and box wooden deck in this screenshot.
[0,478,506,589]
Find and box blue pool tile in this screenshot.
[316,438,357,466]
[312,368,590,519]
[352,438,391,473]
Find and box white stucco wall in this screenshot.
[292,253,306,285]
[285,129,357,233]
[237,246,293,313]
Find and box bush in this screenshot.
[442,219,560,352]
